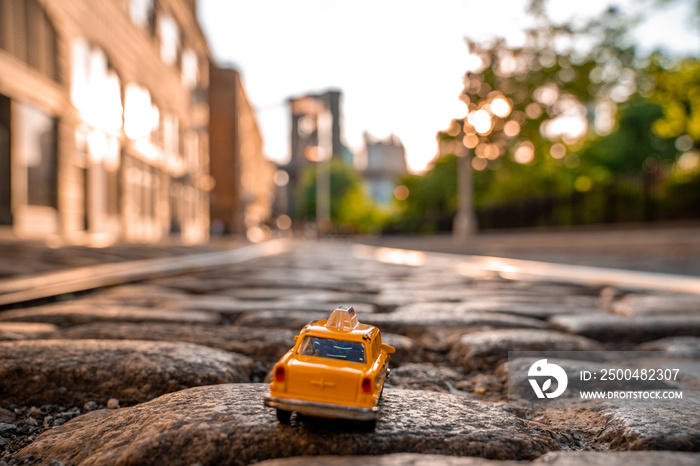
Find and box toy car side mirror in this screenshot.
[381,343,395,354]
[294,336,299,342]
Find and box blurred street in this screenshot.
[1,236,699,464]
[358,223,700,277]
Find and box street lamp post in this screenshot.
[453,142,477,238]
[316,109,332,235]
[453,93,512,241]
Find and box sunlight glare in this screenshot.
[374,248,426,267]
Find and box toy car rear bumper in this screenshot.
[263,392,378,421]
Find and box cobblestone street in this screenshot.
[1,238,699,465]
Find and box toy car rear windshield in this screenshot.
[297,336,366,363]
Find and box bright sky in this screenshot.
[199,0,698,173]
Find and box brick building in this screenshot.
[0,0,213,244]
[209,67,274,235]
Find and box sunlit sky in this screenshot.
[199,0,698,173]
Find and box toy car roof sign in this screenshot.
[326,305,358,330]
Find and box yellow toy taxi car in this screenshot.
[263,305,395,428]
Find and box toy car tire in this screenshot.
[276,408,292,424]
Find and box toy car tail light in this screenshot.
[275,366,285,382]
[361,377,372,393]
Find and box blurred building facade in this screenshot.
[0,0,213,245]
[360,132,407,204]
[209,66,274,235]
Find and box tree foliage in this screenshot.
[647,56,700,145]
[296,160,385,234]
[387,0,698,232]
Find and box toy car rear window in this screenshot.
[297,336,366,363]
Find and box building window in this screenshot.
[181,48,198,89]
[71,39,123,134]
[128,0,155,29]
[124,83,158,141]
[16,102,58,208]
[157,13,179,66]
[0,0,60,83]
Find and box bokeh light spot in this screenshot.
[394,185,409,201]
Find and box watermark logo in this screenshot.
[528,359,568,399]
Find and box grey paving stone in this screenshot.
[217,269,374,293]
[637,337,700,356]
[84,284,190,306]
[257,453,520,465]
[381,333,423,366]
[597,391,700,450]
[535,451,700,465]
[235,310,332,329]
[611,293,700,316]
[506,357,675,403]
[457,301,601,320]
[448,330,604,371]
[0,303,220,326]
[374,289,601,314]
[0,340,254,406]
[385,363,462,393]
[392,301,587,323]
[53,322,297,367]
[550,314,700,343]
[161,294,259,316]
[203,300,375,318]
[16,384,560,465]
[364,311,547,338]
[257,451,700,466]
[147,275,240,294]
[0,322,57,340]
[282,290,380,306]
[225,287,331,300]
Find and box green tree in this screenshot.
[581,98,677,174]
[296,160,384,234]
[460,0,642,197]
[646,57,700,147]
[387,155,458,233]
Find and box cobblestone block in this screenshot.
[16,384,560,465]
[0,340,254,406]
[448,329,604,371]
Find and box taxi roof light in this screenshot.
[325,305,359,330]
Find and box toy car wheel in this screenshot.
[276,409,292,424]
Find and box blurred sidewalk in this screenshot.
[353,223,700,277]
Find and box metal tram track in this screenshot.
[0,238,293,308]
